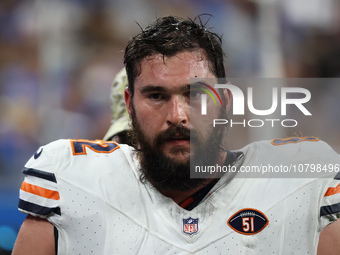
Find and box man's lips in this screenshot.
[165,138,190,146]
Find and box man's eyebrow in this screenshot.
[140,84,193,93]
[182,83,209,91]
[190,82,209,89]
[140,86,167,94]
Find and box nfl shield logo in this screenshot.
[183,217,199,235]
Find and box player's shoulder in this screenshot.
[243,136,337,157]
[36,138,131,156]
[39,138,121,153]
[25,139,134,174]
[237,136,340,170]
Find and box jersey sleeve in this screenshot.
[314,139,340,229]
[18,144,61,218]
[320,171,340,228]
[269,138,340,229]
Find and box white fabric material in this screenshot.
[18,138,340,254]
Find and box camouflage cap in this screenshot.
[103,68,131,141]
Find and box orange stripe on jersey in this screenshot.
[179,197,195,209]
[20,182,60,200]
[324,183,340,197]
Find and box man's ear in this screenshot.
[124,88,132,115]
[223,87,232,112]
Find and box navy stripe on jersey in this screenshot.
[320,202,340,217]
[54,226,58,255]
[22,167,57,183]
[18,199,61,216]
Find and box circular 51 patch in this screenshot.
[227,208,269,235]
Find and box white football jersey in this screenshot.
[18,138,340,254]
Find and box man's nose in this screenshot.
[166,96,189,127]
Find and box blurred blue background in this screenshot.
[0,0,339,252]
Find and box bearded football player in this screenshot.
[13,15,340,254]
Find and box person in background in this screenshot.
[103,68,132,145]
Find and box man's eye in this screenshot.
[149,93,163,100]
[189,90,203,98]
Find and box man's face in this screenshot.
[125,50,229,191]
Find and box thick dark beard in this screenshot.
[130,104,228,192]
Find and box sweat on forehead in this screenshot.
[133,51,216,91]
[140,50,211,74]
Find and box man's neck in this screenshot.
[157,150,228,205]
[161,178,216,205]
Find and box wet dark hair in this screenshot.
[124,15,226,97]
